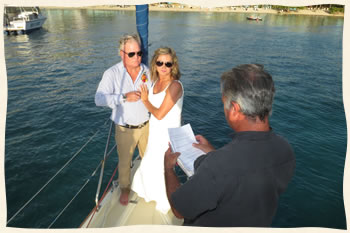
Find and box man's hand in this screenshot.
[125,91,141,102]
[164,146,180,171]
[164,145,184,219]
[192,135,215,153]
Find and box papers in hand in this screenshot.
[168,124,205,177]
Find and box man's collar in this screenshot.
[229,127,273,139]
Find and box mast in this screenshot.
[136,5,149,66]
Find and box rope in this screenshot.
[7,119,110,225]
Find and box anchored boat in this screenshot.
[4,6,47,35]
[247,15,263,21]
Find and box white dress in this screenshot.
[131,80,184,214]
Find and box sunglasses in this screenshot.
[122,50,143,58]
[156,61,173,68]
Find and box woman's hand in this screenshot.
[140,84,149,102]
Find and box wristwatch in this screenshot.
[122,94,127,102]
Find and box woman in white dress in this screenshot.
[131,47,184,214]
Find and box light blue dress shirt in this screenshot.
[95,61,152,126]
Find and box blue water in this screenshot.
[4,9,345,229]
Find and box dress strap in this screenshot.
[153,80,183,94]
[163,81,172,92]
[165,80,183,92]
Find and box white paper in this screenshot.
[168,124,205,176]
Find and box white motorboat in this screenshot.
[4,6,47,34]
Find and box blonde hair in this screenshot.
[150,47,181,82]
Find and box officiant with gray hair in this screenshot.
[164,64,295,227]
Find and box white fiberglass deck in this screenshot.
[81,159,183,227]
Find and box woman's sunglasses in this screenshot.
[122,50,143,58]
[156,61,173,68]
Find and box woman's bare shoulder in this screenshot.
[168,80,183,92]
[166,80,183,100]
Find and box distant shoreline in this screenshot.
[41,5,344,17]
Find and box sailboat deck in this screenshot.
[81,159,183,227]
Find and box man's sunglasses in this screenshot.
[122,50,143,58]
[156,61,173,68]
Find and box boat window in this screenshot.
[5,7,21,14]
[23,7,33,11]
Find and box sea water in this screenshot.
[4,9,345,228]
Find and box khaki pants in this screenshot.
[115,122,149,189]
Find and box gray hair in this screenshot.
[220,64,275,121]
[118,33,141,52]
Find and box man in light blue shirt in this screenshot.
[95,33,151,205]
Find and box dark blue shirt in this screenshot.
[171,130,295,227]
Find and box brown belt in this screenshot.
[120,120,149,129]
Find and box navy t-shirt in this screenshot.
[171,130,295,227]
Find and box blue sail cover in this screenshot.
[136,5,149,65]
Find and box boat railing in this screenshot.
[95,120,114,211]
[81,150,141,228]
[6,118,118,228]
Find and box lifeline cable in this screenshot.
[48,144,117,228]
[7,118,110,225]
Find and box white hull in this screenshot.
[80,159,183,227]
[4,7,46,33]
[5,17,46,32]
